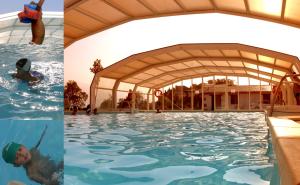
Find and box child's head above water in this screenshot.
[2,142,32,166]
[16,58,31,72]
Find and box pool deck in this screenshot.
[267,116,300,185]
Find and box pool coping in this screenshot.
[64,110,264,115]
[266,116,300,185]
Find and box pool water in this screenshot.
[65,112,279,185]
[0,38,63,120]
[0,120,64,185]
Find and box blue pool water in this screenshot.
[0,120,64,185]
[0,39,63,119]
[65,112,279,185]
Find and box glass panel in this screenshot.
[247,71,258,77]
[229,89,238,110]
[116,91,130,109]
[259,74,271,80]
[183,80,192,110]
[203,77,214,111]
[173,81,182,110]
[240,51,257,60]
[244,62,258,70]
[262,93,271,109]
[239,92,250,110]
[163,85,172,110]
[155,88,163,110]
[276,59,291,68]
[214,60,229,66]
[248,0,282,17]
[239,77,249,86]
[228,76,238,86]
[193,78,202,110]
[203,76,214,84]
[250,92,260,110]
[118,82,135,91]
[258,55,275,64]
[136,86,150,94]
[273,69,286,76]
[215,76,226,85]
[249,78,260,85]
[136,92,148,110]
[96,89,112,110]
[259,66,273,73]
[98,77,116,89]
[215,92,226,110]
[261,81,270,85]
[229,61,244,67]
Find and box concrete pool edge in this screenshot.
[64,110,265,115]
[267,116,300,185]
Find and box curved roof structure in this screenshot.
[0,12,63,44]
[65,0,300,47]
[94,43,300,89]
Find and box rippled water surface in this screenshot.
[0,39,63,119]
[65,112,279,185]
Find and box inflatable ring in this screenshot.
[18,4,41,24]
[154,89,163,97]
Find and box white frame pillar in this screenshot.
[112,80,120,109]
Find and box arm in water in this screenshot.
[35,125,47,149]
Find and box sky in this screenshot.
[65,13,300,103]
[0,0,63,14]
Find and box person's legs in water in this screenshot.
[30,0,45,44]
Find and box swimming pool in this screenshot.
[64,112,279,185]
[0,120,64,185]
[0,38,63,120]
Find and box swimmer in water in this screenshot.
[12,58,41,83]
[2,125,63,185]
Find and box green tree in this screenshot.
[64,80,88,109]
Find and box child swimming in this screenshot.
[12,58,43,83]
[18,0,45,44]
[2,125,63,185]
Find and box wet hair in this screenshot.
[16,58,28,69]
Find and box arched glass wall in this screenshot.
[94,75,281,112]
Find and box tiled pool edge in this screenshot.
[266,117,300,185]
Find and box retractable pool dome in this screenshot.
[91,43,300,110]
[65,0,300,47]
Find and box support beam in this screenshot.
[112,80,120,109]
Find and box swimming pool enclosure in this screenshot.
[90,43,300,112]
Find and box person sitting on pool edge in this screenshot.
[12,58,43,83]
[2,125,63,185]
[18,0,45,44]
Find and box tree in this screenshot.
[64,80,88,109]
[117,91,145,109]
[100,95,113,109]
[90,59,103,74]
